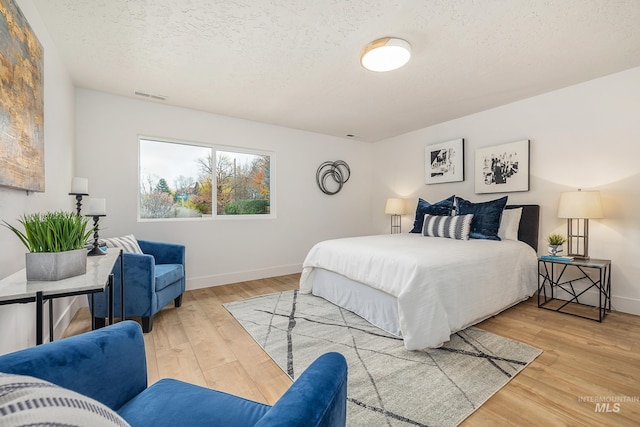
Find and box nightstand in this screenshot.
[538,257,611,322]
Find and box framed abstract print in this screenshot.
[425,138,464,185]
[475,140,530,194]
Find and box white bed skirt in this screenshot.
[308,267,532,348]
[309,268,402,337]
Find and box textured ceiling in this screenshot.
[33,0,640,142]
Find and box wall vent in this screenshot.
[134,91,167,101]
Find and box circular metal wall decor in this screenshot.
[316,160,351,195]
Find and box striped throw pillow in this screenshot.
[0,373,130,427]
[102,234,143,254]
[422,213,474,240]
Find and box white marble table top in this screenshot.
[0,249,120,302]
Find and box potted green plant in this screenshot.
[546,233,566,256]
[3,211,94,281]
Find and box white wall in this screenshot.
[0,0,76,353]
[75,89,374,289]
[372,67,640,315]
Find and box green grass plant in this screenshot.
[546,233,566,246]
[2,211,94,253]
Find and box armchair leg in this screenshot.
[174,295,183,308]
[142,316,153,333]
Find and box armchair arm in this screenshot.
[0,321,147,411]
[138,240,185,266]
[255,352,348,427]
[121,252,156,314]
[88,253,155,318]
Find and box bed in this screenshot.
[300,204,540,350]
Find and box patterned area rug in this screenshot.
[224,290,541,427]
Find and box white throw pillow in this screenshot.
[498,208,523,241]
[102,234,143,254]
[0,372,130,427]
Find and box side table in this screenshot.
[538,257,611,322]
[0,249,123,345]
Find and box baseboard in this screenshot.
[187,263,302,290]
[610,294,640,316]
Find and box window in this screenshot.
[139,138,273,220]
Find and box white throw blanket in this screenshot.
[300,234,537,349]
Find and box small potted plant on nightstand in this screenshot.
[3,211,94,281]
[546,233,566,256]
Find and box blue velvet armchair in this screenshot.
[0,321,348,427]
[89,240,186,333]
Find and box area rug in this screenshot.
[224,290,541,427]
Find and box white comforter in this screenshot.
[300,233,537,350]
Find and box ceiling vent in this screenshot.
[134,91,167,101]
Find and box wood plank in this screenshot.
[154,340,208,388]
[215,318,291,405]
[143,330,159,385]
[202,360,266,403]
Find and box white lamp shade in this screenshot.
[361,38,411,72]
[385,198,405,215]
[557,191,603,219]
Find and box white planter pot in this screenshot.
[25,249,87,281]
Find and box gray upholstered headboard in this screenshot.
[505,204,540,251]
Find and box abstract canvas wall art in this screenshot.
[0,0,44,192]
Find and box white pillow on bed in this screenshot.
[498,207,523,241]
[422,213,473,240]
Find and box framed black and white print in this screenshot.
[425,138,464,184]
[475,139,530,194]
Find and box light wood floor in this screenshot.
[64,274,640,426]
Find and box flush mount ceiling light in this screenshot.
[360,37,411,72]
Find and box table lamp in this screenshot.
[385,198,405,234]
[557,189,603,259]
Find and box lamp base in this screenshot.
[390,214,401,234]
[87,245,106,256]
[566,218,590,260]
[569,254,590,260]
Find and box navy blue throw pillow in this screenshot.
[455,196,508,240]
[410,196,455,233]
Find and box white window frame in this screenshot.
[138,136,275,222]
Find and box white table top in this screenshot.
[0,249,120,302]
